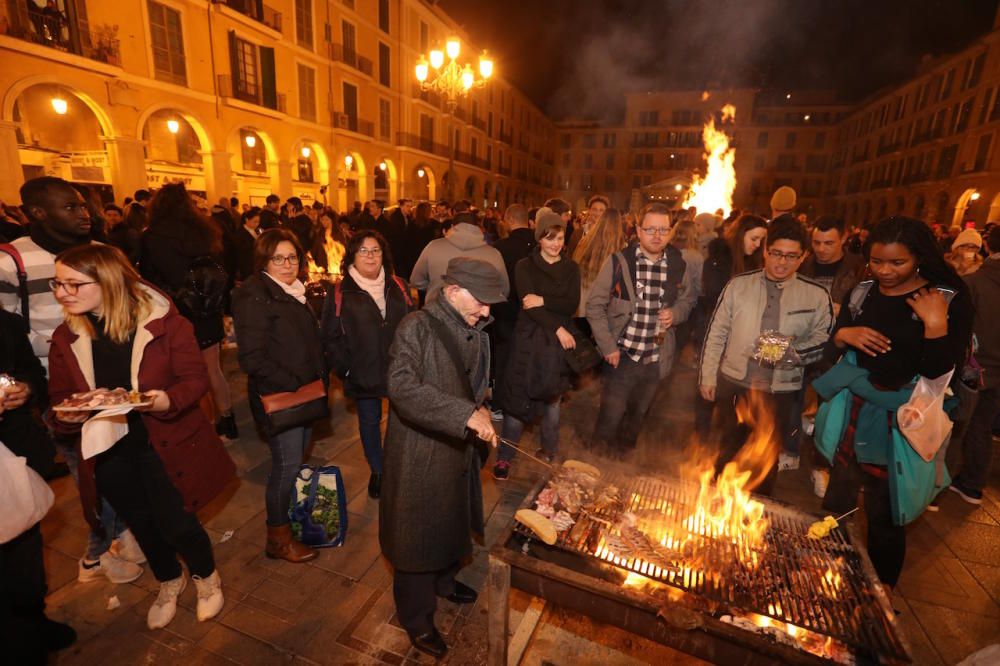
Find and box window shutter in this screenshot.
[227,30,240,94]
[260,46,277,109]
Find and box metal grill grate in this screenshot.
[514,472,909,662]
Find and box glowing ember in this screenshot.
[683,104,737,218]
[306,236,345,281]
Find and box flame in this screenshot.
[683,104,736,218]
[822,559,844,599]
[306,236,345,282]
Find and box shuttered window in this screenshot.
[148,1,186,85]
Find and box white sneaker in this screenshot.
[777,453,800,472]
[147,574,187,630]
[811,469,829,498]
[111,529,147,564]
[192,570,224,621]
[78,551,144,584]
[802,414,815,436]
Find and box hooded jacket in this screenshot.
[965,257,1000,388]
[408,222,510,300]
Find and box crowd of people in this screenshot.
[0,176,997,661]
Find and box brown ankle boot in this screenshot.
[265,524,317,562]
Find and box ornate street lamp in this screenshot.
[415,37,494,200]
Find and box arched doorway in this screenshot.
[292,140,330,207]
[140,108,208,198]
[337,151,366,212]
[463,175,478,202]
[373,158,397,202]
[411,164,435,200]
[440,170,455,201]
[483,181,494,209]
[952,188,980,227]
[229,126,276,206]
[12,83,115,200]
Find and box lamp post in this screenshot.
[415,37,493,201]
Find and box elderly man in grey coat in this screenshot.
[380,257,504,658]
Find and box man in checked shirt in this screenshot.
[586,202,697,456]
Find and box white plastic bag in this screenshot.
[0,441,55,543]
[897,370,954,462]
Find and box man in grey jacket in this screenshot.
[699,216,833,494]
[381,258,503,658]
[586,202,697,455]
[409,208,509,301]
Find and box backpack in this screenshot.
[173,256,229,320]
[0,243,30,333]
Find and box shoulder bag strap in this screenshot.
[424,313,476,401]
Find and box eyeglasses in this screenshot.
[49,279,96,295]
[357,247,383,257]
[766,250,804,262]
[269,254,300,266]
[639,227,671,237]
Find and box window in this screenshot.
[603,133,616,148]
[582,134,596,148]
[488,112,494,137]
[777,154,797,171]
[341,21,356,59]
[757,132,768,148]
[295,0,313,48]
[342,82,358,132]
[941,69,955,100]
[604,175,615,191]
[419,113,433,144]
[955,98,973,133]
[581,174,593,191]
[968,52,986,89]
[561,153,570,168]
[378,0,389,33]
[297,156,314,182]
[814,132,826,149]
[419,21,428,53]
[297,63,316,121]
[638,110,659,126]
[560,134,571,149]
[379,98,391,140]
[605,153,614,169]
[231,34,259,100]
[785,132,797,149]
[632,175,642,188]
[974,134,992,171]
[805,154,827,173]
[583,153,593,169]
[980,88,995,125]
[240,129,266,172]
[378,42,390,86]
[149,1,186,85]
[936,144,958,179]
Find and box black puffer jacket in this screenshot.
[232,273,328,425]
[320,270,414,399]
[0,310,53,477]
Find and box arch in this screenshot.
[373,157,397,201]
[483,180,493,208]
[463,174,479,201]
[291,138,329,186]
[913,193,926,220]
[4,75,115,136]
[440,170,456,200]
[952,187,979,227]
[411,164,435,200]
[337,150,367,211]
[988,192,1000,223]
[136,103,212,154]
[934,191,950,223]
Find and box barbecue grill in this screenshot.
[487,472,911,665]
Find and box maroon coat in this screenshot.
[49,285,235,529]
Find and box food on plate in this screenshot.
[55,387,151,410]
[515,509,557,545]
[563,459,601,478]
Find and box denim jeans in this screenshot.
[592,354,662,453]
[498,400,560,463]
[57,438,125,560]
[266,426,312,526]
[955,386,1000,491]
[355,398,384,475]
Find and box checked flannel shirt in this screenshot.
[618,245,668,364]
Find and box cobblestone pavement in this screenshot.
[43,350,1000,665]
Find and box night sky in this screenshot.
[437,0,999,122]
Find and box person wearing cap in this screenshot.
[586,202,697,456]
[493,211,581,479]
[380,257,503,658]
[409,203,509,301]
[770,185,797,220]
[946,228,984,276]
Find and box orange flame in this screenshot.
[683,104,736,217]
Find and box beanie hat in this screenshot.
[770,186,797,213]
[694,212,718,234]
[534,210,564,241]
[952,229,983,251]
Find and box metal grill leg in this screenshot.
[488,555,511,666]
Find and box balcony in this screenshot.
[455,150,491,170]
[220,0,283,32]
[4,5,121,66]
[499,131,513,146]
[329,44,373,77]
[876,141,903,157]
[396,132,450,158]
[332,112,373,137]
[472,116,487,132]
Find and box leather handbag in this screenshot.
[565,331,602,374]
[260,379,329,434]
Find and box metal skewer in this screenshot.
[496,436,556,470]
[834,507,860,522]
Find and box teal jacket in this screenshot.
[812,352,952,526]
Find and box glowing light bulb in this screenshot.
[166,119,180,134]
[479,51,494,79]
[674,184,683,192]
[301,146,311,159]
[971,191,981,201]
[445,37,460,60]
[345,154,353,168]
[51,97,68,115]
[429,49,444,70]
[803,114,811,121]
[415,56,428,82]
[379,161,387,171]
[461,65,474,91]
[417,168,425,177]
[245,134,256,148]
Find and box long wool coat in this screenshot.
[49,285,236,530]
[379,295,490,572]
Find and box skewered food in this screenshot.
[807,515,840,540]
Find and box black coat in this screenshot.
[380,297,489,572]
[378,210,408,273]
[258,208,281,231]
[320,271,414,398]
[492,227,536,322]
[233,227,257,282]
[0,310,53,476]
[231,274,327,426]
